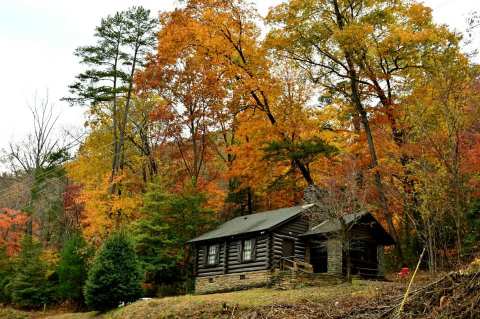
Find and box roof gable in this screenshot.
[188,204,313,243]
[300,211,395,245]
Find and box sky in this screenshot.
[0,0,478,157]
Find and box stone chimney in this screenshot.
[303,184,328,205]
[302,184,330,224]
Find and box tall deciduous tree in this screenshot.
[141,0,335,187]
[141,56,225,187]
[403,50,480,269]
[7,92,68,174]
[66,126,143,241]
[266,0,461,260]
[3,92,71,239]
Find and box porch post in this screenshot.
[327,238,342,275]
[377,245,385,277]
[223,240,228,274]
[304,241,311,264]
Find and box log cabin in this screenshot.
[188,203,394,294]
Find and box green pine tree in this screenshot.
[134,180,213,294]
[0,246,13,303]
[57,233,90,306]
[84,231,142,311]
[8,236,51,308]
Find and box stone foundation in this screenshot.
[195,270,271,294]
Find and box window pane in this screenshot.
[208,245,217,265]
[243,239,253,261]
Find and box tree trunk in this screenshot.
[118,42,140,171]
[247,187,253,214]
[249,84,316,186]
[332,0,403,261]
[110,30,123,189]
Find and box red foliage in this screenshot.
[0,208,29,256]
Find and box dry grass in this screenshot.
[106,281,394,319]
[0,308,97,319]
[0,281,402,319]
[0,308,30,319]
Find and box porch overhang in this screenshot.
[299,211,395,246]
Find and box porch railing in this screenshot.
[274,256,314,273]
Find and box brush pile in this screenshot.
[380,260,480,319]
[237,259,480,319]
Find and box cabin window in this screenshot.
[242,239,254,262]
[207,244,219,265]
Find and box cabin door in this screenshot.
[282,239,295,258]
[309,240,327,273]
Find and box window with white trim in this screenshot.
[242,239,254,262]
[207,245,218,265]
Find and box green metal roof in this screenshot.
[188,204,313,243]
[301,211,367,236]
[300,211,395,245]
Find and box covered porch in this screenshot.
[297,212,395,278]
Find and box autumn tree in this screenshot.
[140,55,225,187]
[61,184,84,238]
[266,0,464,260]
[402,50,480,269]
[3,92,71,239]
[0,174,31,212]
[0,208,29,255]
[6,92,69,174]
[66,126,143,241]
[141,0,336,190]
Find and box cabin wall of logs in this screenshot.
[271,216,309,267]
[195,234,270,277]
[194,216,310,278]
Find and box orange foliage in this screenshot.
[0,208,29,256]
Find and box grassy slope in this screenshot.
[0,281,404,319]
[56,281,398,319]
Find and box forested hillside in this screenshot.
[0,0,479,314]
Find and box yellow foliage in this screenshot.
[66,127,144,242]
